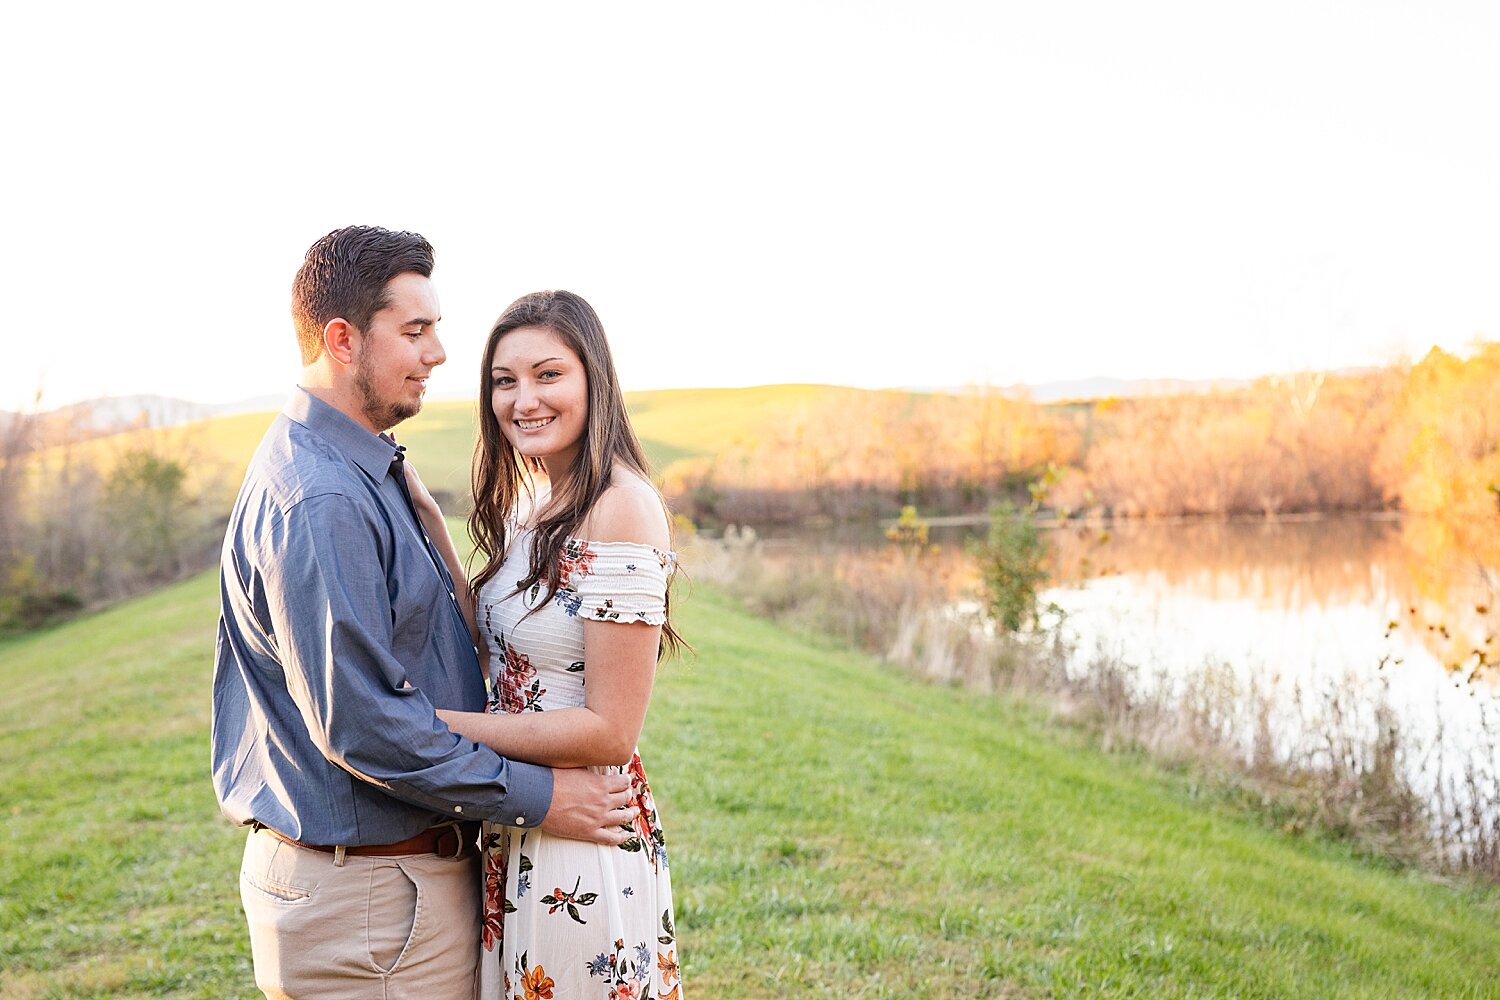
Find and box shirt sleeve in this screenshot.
[257,491,552,827]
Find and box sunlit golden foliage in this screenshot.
[656,345,1500,524]
[884,505,930,548]
[662,388,1081,523]
[635,345,1479,522]
[1081,372,1397,516]
[1375,343,1500,522]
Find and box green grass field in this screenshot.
[3,573,1500,997]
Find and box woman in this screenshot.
[406,290,684,999]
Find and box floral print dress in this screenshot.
[476,530,682,1000]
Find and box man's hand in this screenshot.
[538,768,638,845]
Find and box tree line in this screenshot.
[664,343,1500,527]
[0,410,224,633]
[2,342,1495,632]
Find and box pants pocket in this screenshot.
[241,838,315,904]
[242,869,312,903]
[367,860,422,974]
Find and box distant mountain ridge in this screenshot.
[0,393,285,433]
[0,393,289,454]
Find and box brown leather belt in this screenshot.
[254,821,480,859]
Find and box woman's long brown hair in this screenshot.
[468,290,685,658]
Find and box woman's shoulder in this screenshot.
[578,468,671,551]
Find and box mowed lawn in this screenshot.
[3,574,1500,997]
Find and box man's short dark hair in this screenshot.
[291,226,436,365]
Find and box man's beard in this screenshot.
[354,352,422,431]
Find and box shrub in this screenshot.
[972,500,1049,632]
[0,557,83,633]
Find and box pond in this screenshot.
[742,512,1500,834]
[1038,515,1499,799]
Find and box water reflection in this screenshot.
[753,512,1500,820]
[1034,514,1500,827]
[1042,514,1499,683]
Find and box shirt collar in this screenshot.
[284,386,400,482]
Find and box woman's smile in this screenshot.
[490,325,589,476]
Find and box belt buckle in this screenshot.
[432,821,465,859]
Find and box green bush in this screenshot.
[103,448,192,582]
[0,556,82,634]
[971,500,1049,632]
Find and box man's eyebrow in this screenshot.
[405,315,439,327]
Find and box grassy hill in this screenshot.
[3,571,1500,997]
[18,384,890,505]
[624,384,889,464]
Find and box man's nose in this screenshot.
[424,334,447,367]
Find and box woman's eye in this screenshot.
[540,370,562,380]
[494,376,515,388]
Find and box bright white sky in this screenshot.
[3,1,1497,412]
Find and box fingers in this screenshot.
[599,806,641,846]
[599,781,640,846]
[537,767,641,845]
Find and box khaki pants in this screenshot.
[239,828,480,1000]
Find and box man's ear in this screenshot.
[323,318,358,367]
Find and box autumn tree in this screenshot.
[1375,344,1500,522]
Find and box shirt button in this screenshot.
[454,805,463,813]
[516,816,526,825]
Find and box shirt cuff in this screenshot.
[499,760,553,828]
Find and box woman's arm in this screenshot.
[436,474,671,768]
[402,458,479,645]
[438,618,661,768]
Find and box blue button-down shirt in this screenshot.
[212,388,552,844]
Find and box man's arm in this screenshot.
[258,492,634,841]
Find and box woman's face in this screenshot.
[489,325,589,477]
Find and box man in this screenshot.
[212,225,636,998]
